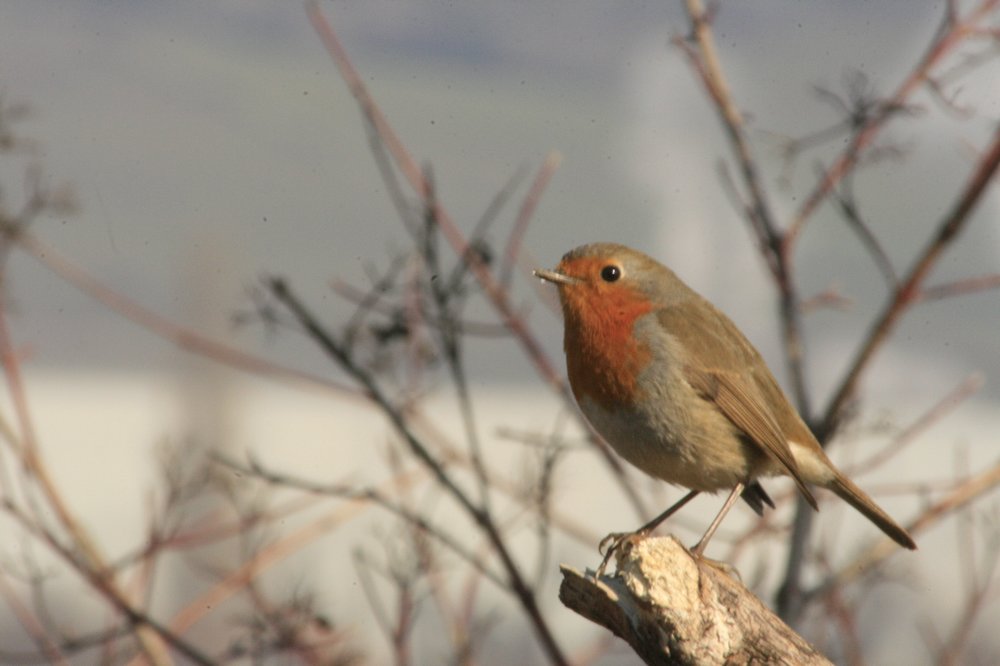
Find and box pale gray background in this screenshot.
[1,2,998,664]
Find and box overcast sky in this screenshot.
[1,1,997,410]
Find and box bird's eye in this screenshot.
[600,265,621,282]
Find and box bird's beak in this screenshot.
[533,268,578,285]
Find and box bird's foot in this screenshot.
[686,547,742,581]
[595,530,647,578]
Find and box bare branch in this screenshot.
[810,458,1000,599]
[820,120,1000,438]
[305,1,568,400]
[917,273,1000,301]
[785,0,1000,247]
[305,0,651,532]
[499,151,562,287]
[264,275,569,664]
[847,374,983,475]
[678,0,813,424]
[560,537,832,665]
[13,232,357,396]
[831,180,898,289]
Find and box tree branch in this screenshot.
[559,537,832,665]
[819,119,1000,440]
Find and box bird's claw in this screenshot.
[597,531,628,556]
[685,546,742,581]
[595,531,644,579]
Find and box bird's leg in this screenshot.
[595,489,700,577]
[635,488,702,535]
[690,481,745,557]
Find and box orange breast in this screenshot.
[562,284,655,411]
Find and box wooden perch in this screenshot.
[559,536,831,665]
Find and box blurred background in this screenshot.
[0,1,998,664]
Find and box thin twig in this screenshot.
[831,179,898,289]
[419,173,491,507]
[305,1,566,398]
[808,457,1000,600]
[785,0,1000,247]
[917,273,1000,301]
[846,374,983,475]
[266,275,568,664]
[0,570,68,665]
[14,232,357,397]
[0,302,174,665]
[499,151,562,287]
[305,0,648,526]
[677,0,812,418]
[935,514,1000,665]
[819,120,1000,439]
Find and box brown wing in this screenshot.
[658,302,820,510]
[686,366,818,509]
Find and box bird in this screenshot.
[534,242,916,567]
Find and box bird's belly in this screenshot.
[577,394,754,493]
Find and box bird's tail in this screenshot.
[827,473,917,550]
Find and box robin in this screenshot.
[535,242,916,567]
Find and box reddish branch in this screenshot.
[305,1,566,400]
[0,305,178,665]
[14,233,357,397]
[677,0,812,418]
[819,121,1000,437]
[305,0,652,554]
[266,276,569,665]
[677,0,1000,626]
[785,0,1000,247]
